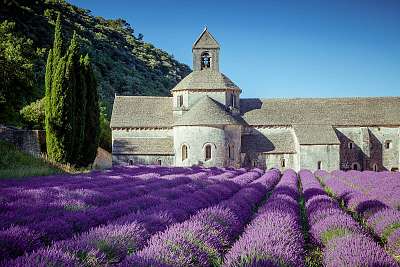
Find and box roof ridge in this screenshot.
[115,96,172,99]
[246,96,400,101]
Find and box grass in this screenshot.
[0,140,89,179]
[297,177,323,267]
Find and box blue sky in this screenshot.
[69,0,400,99]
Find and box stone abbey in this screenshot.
[111,28,400,171]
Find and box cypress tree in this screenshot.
[80,54,100,166]
[71,54,88,165]
[62,32,79,163]
[45,13,99,166]
[45,13,65,162]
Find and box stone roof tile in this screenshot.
[110,96,172,128]
[293,124,340,145]
[241,130,296,154]
[112,138,174,155]
[174,96,243,126]
[240,97,400,126]
[171,70,239,91]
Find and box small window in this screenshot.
[205,144,212,161]
[348,142,354,149]
[352,162,360,170]
[231,94,236,108]
[182,145,188,161]
[372,163,378,172]
[281,158,286,168]
[385,140,391,149]
[317,161,322,170]
[128,159,133,166]
[252,160,257,167]
[157,159,162,166]
[228,144,234,160]
[177,95,183,107]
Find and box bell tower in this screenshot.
[192,27,220,71]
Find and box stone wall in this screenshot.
[368,127,399,171]
[264,153,296,171]
[335,127,399,171]
[299,144,340,171]
[0,125,45,156]
[112,154,174,166]
[173,125,228,167]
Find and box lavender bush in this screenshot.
[315,170,399,264]
[224,169,305,267]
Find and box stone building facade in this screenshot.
[111,28,400,172]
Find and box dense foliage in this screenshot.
[0,0,191,123]
[0,166,399,266]
[45,14,99,166]
[0,20,45,124]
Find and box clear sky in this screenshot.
[68,0,400,99]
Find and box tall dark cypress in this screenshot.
[80,54,100,166]
[45,14,99,166]
[72,53,88,165]
[45,13,64,162]
[63,32,79,163]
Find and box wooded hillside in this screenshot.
[0,0,190,123]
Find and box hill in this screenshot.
[0,0,191,122]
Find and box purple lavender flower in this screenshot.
[3,248,80,267]
[324,234,397,267]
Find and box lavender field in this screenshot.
[0,166,399,266]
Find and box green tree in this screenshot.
[0,20,41,124]
[45,14,99,166]
[20,98,45,129]
[79,54,100,166]
[45,13,65,162]
[99,102,112,152]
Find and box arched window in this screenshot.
[201,52,211,69]
[281,158,286,168]
[317,161,322,170]
[352,162,360,170]
[128,159,133,166]
[181,145,188,161]
[228,144,234,160]
[385,140,392,149]
[372,163,378,172]
[205,144,212,161]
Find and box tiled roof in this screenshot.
[241,130,296,154]
[171,70,239,91]
[112,138,174,155]
[174,96,243,126]
[193,28,220,49]
[293,124,340,145]
[110,96,172,128]
[240,97,400,126]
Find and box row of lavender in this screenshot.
[316,170,400,262]
[331,170,400,210]
[0,166,249,262]
[300,170,397,266]
[123,169,281,266]
[1,167,263,265]
[224,169,305,266]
